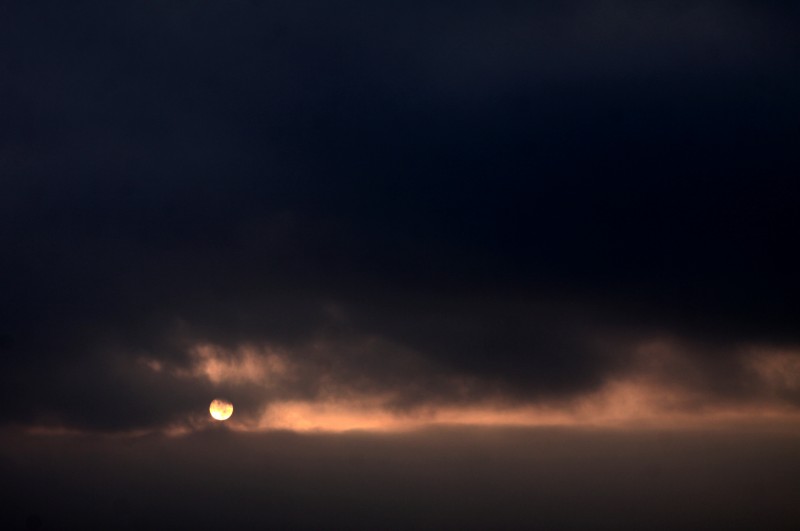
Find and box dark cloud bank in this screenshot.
[2,0,800,431]
[2,2,800,527]
[3,427,800,530]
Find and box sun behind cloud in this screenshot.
[209,399,234,421]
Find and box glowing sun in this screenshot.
[209,399,234,421]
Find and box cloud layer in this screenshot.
[4,427,800,530]
[2,1,800,432]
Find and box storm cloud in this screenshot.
[2,0,800,433]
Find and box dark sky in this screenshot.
[2,1,800,529]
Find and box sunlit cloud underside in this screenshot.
[127,341,800,435]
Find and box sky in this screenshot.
[2,1,800,529]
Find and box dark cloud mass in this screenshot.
[2,0,800,434]
[3,427,800,530]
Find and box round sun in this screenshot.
[209,399,234,421]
